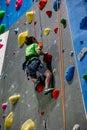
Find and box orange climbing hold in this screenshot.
[38,42,43,49]
[38,0,48,10]
[46,10,52,18]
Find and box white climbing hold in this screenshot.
[72,124,80,130]
[78,47,87,61]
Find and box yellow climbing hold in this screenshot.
[26,11,35,24]
[9,94,21,105]
[4,112,14,129]
[44,28,51,36]
[21,119,35,130]
[18,31,29,47]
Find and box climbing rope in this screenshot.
[38,0,43,42]
[57,1,66,130]
[32,0,37,37]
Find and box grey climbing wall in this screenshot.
[0,0,87,130]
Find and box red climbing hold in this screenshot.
[36,84,43,93]
[40,111,45,116]
[34,20,37,25]
[43,53,52,63]
[38,0,48,10]
[15,0,22,10]
[2,103,7,110]
[54,27,58,33]
[46,10,52,18]
[0,43,3,49]
[52,89,60,100]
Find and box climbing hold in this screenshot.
[15,0,23,10]
[1,73,7,79]
[40,111,45,116]
[46,10,52,18]
[44,28,51,36]
[80,16,87,30]
[53,0,61,12]
[2,103,7,111]
[9,94,21,105]
[18,31,29,47]
[26,11,35,24]
[0,43,3,49]
[0,10,5,21]
[14,28,19,34]
[38,42,43,49]
[0,24,6,34]
[34,20,37,25]
[52,89,60,100]
[78,47,87,61]
[62,49,65,53]
[70,51,74,57]
[65,65,75,82]
[38,0,48,10]
[82,74,87,82]
[2,114,6,119]
[36,84,43,93]
[54,27,58,33]
[72,124,80,130]
[60,18,67,28]
[21,119,35,130]
[80,41,83,44]
[52,68,56,74]
[43,53,52,63]
[4,112,14,129]
[6,0,10,6]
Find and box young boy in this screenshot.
[22,36,54,94]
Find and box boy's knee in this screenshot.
[45,70,52,78]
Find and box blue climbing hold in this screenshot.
[80,17,87,30]
[53,0,61,12]
[65,65,75,82]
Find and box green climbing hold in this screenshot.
[82,74,87,82]
[60,18,67,28]
[0,10,5,20]
[0,24,6,34]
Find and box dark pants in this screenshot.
[27,59,48,78]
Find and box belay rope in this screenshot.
[32,0,43,42]
[57,0,66,130]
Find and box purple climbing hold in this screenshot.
[65,65,75,82]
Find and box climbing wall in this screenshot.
[66,0,87,119]
[0,0,87,130]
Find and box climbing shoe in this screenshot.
[43,88,54,95]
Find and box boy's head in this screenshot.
[24,36,38,45]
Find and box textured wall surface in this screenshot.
[0,0,87,130]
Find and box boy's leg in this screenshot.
[38,64,54,94]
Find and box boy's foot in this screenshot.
[43,88,54,95]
